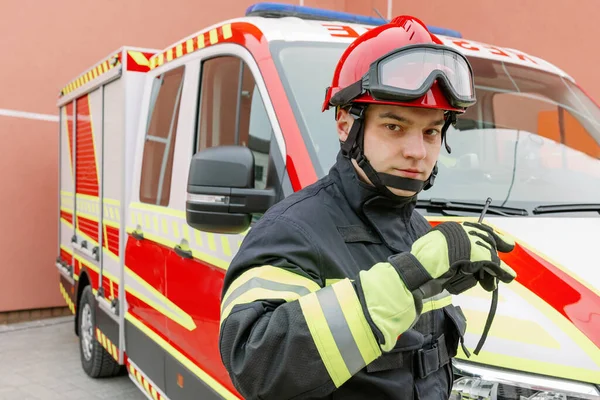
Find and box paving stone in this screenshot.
[0,318,144,400]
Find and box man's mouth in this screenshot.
[394,168,422,178]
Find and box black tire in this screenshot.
[78,285,122,378]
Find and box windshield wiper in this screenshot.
[532,203,600,215]
[416,198,529,217]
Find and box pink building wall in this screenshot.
[1,0,598,312]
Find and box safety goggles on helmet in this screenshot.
[330,43,477,109]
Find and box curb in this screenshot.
[0,315,73,334]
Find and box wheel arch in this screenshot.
[75,271,91,336]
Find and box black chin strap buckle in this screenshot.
[442,112,457,154]
[349,104,366,119]
[423,164,438,191]
[355,151,369,169]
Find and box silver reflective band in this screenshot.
[187,193,230,204]
[221,277,312,312]
[452,360,600,399]
[317,285,367,376]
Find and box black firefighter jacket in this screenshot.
[218,151,469,400]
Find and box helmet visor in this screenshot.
[369,44,476,108]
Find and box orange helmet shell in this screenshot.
[322,15,464,113]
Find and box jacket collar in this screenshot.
[328,151,420,252]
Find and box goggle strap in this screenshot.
[441,114,454,154]
[330,80,364,107]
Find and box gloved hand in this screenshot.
[388,221,516,300]
[439,222,516,294]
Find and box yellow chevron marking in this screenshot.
[126,313,240,400]
[222,24,232,39]
[59,282,76,314]
[125,266,196,331]
[131,201,184,218]
[221,236,231,257]
[209,29,218,44]
[128,51,150,67]
[207,233,216,252]
[161,218,169,235]
[172,221,180,238]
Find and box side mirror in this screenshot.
[186,145,276,234]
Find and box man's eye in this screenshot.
[385,124,401,131]
[425,129,440,136]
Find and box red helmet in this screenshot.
[322,15,475,113]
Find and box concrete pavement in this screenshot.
[0,316,145,400]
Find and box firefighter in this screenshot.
[218,15,517,400]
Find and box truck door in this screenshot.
[124,64,186,393]
[163,48,286,399]
[97,78,125,328]
[57,101,76,299]
[72,91,104,290]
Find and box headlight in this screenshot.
[451,360,600,400]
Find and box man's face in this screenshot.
[337,104,445,197]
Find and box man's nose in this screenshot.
[401,131,427,160]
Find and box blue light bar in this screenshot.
[245,2,462,38]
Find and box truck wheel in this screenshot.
[78,285,122,378]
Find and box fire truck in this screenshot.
[55,2,600,399]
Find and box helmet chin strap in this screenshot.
[340,105,454,199]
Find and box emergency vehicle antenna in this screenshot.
[473,197,499,355]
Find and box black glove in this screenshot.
[392,221,516,299]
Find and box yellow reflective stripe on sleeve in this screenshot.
[220,287,307,324]
[299,290,350,387]
[299,280,381,388]
[331,279,381,368]
[220,265,321,324]
[222,265,320,309]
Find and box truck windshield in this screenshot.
[271,41,600,212]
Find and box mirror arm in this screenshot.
[229,188,277,214]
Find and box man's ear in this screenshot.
[336,107,353,143]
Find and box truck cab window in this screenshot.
[139,66,185,206]
[196,56,273,190]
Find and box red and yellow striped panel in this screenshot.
[96,327,119,361]
[75,95,99,197]
[59,282,76,314]
[128,361,166,400]
[126,51,155,72]
[106,225,120,256]
[60,53,120,96]
[60,246,73,266]
[77,215,99,243]
[101,274,120,300]
[76,215,99,243]
[149,23,238,70]
[60,210,73,225]
[65,102,75,172]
